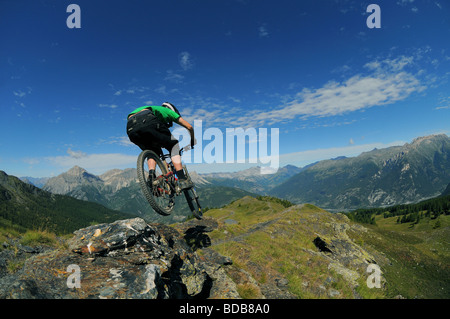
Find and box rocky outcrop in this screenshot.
[0,218,239,299]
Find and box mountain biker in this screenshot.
[126,102,196,190]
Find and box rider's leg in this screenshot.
[147,158,156,170]
[170,144,193,190]
[171,154,183,171]
[169,142,183,172]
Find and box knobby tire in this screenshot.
[137,150,172,216]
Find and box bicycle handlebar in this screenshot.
[181,145,193,153]
[160,145,193,159]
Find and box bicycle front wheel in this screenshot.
[182,165,203,220]
[184,188,202,220]
[137,150,174,216]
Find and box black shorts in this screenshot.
[126,109,180,156]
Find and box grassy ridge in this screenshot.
[204,196,386,299]
[203,196,449,299]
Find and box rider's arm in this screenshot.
[176,117,196,147]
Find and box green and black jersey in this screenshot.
[127,105,180,124]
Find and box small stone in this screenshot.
[328,288,341,298]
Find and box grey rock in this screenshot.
[0,217,239,299]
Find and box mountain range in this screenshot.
[21,134,450,215]
[200,164,303,194]
[40,166,257,224]
[270,134,450,210]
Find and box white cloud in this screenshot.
[13,87,31,98]
[364,55,414,72]
[155,85,167,94]
[258,24,269,38]
[105,136,135,147]
[99,103,118,109]
[122,86,150,95]
[45,151,136,175]
[164,70,184,83]
[176,54,427,130]
[67,148,87,159]
[397,0,414,5]
[240,56,425,127]
[13,90,26,98]
[228,96,241,103]
[435,96,450,110]
[179,51,193,71]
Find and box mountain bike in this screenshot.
[137,146,202,220]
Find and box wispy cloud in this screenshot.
[236,55,425,127]
[99,103,118,109]
[228,96,241,103]
[44,149,136,175]
[155,85,167,95]
[179,51,193,71]
[181,55,427,129]
[435,96,450,110]
[13,90,26,98]
[13,87,32,98]
[396,0,419,12]
[397,0,414,5]
[258,24,269,38]
[67,148,87,159]
[164,70,185,83]
[102,136,134,147]
[108,53,431,133]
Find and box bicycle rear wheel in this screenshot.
[137,150,175,216]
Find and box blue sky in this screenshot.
[1,0,449,177]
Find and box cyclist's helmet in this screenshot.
[162,102,181,127]
[162,102,180,115]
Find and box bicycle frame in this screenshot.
[156,146,191,194]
